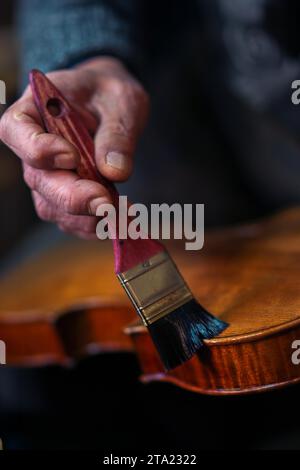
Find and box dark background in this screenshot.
[0,1,37,263]
[0,1,264,267]
[1,0,300,451]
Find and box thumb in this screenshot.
[94,117,136,182]
[93,77,149,182]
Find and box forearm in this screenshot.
[17,0,144,89]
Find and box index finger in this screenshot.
[0,87,79,170]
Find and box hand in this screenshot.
[0,57,149,238]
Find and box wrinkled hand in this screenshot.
[0,57,149,238]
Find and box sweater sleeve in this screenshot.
[17,0,144,89]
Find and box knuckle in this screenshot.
[42,132,58,148]
[107,78,126,96]
[107,77,147,102]
[27,133,56,168]
[65,180,96,215]
[27,140,46,167]
[61,188,82,215]
[23,166,37,189]
[105,120,130,138]
[35,199,52,222]
[0,108,12,141]
[0,99,28,141]
[83,217,97,234]
[66,194,80,214]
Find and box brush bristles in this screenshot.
[148,299,228,371]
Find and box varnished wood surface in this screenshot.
[0,240,124,319]
[1,208,300,394]
[128,208,300,394]
[0,240,134,365]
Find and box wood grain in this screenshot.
[128,208,300,393]
[1,208,300,394]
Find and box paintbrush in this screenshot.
[30,69,228,370]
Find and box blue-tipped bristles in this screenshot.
[148,299,228,370]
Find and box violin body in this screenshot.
[1,208,300,395]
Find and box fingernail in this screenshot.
[89,197,111,216]
[54,153,76,169]
[105,151,127,171]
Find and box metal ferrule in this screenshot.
[117,251,193,326]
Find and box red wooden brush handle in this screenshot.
[30,69,163,273]
[29,70,118,202]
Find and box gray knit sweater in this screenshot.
[16,0,300,215]
[17,0,146,88]
[18,0,300,110]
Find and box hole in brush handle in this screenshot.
[46,98,65,118]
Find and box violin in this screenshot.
[1,207,300,395]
